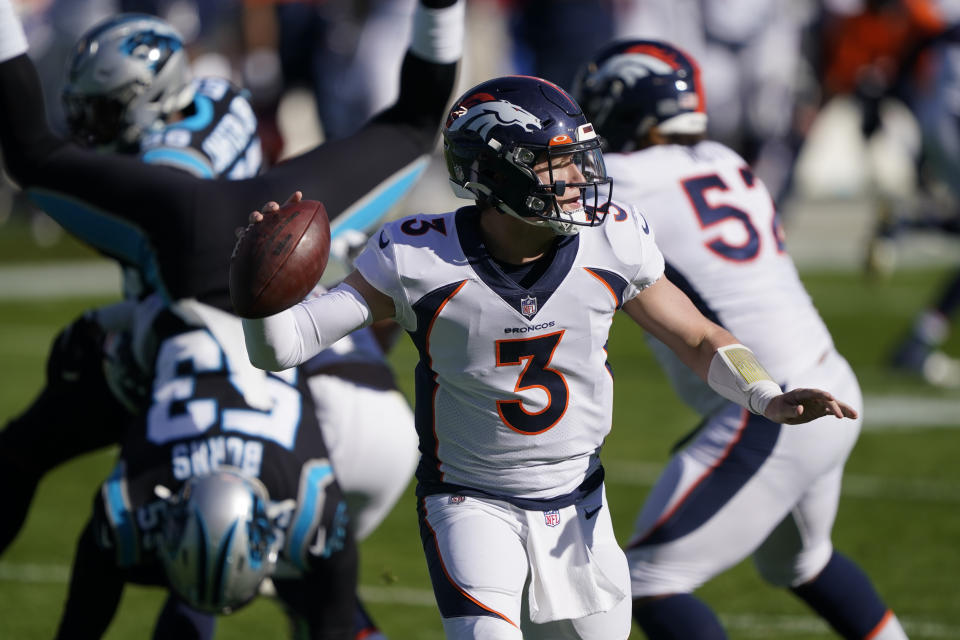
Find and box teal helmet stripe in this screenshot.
[103,463,139,567]
[194,511,209,606]
[287,462,334,571]
[211,519,239,608]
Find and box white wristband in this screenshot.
[0,0,28,63]
[707,344,782,415]
[410,0,464,64]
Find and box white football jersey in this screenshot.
[604,141,834,414]
[354,205,664,500]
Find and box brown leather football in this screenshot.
[229,199,330,319]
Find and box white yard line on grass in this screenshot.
[0,562,69,583]
[0,261,119,299]
[863,395,960,429]
[1,262,958,428]
[720,614,959,639]
[0,563,955,638]
[603,460,960,503]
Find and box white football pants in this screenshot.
[308,373,419,540]
[626,348,863,594]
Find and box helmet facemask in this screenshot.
[450,124,613,236]
[520,137,612,235]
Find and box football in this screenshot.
[229,199,331,319]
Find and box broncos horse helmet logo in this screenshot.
[447,93,543,139]
[595,52,676,89]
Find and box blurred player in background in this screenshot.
[501,0,616,91]
[238,75,858,639]
[821,2,960,387]
[614,0,822,208]
[0,1,465,636]
[574,39,908,640]
[885,24,960,388]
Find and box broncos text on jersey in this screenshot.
[354,203,664,502]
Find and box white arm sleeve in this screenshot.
[242,283,373,371]
[0,0,28,63]
[707,344,783,416]
[410,0,465,64]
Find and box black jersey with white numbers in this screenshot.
[96,299,343,574]
[118,302,328,503]
[138,77,262,181]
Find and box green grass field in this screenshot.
[1,254,958,639]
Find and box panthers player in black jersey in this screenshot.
[53,301,358,639]
[0,12,265,558]
[0,1,464,637]
[1,12,287,640]
[0,12,263,525]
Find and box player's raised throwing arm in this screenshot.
[622,277,859,425]
[239,194,397,371]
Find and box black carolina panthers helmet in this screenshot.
[573,40,707,153]
[443,75,612,235]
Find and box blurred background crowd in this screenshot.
[2,0,960,385]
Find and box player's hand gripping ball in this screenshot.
[230,198,330,318]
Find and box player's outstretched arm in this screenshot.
[0,0,204,252]
[0,0,65,180]
[764,387,858,425]
[623,277,858,425]
[0,0,465,310]
[371,0,464,140]
[252,0,465,230]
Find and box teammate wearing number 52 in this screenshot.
[238,75,858,639]
[574,40,907,640]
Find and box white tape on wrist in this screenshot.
[707,344,782,416]
[410,0,465,64]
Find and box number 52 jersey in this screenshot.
[604,141,835,415]
[354,205,664,502]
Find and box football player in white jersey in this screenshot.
[574,40,908,640]
[237,75,858,640]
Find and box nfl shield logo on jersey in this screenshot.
[544,510,560,527]
[520,295,538,317]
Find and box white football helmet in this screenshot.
[62,13,195,148]
[159,469,283,614]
